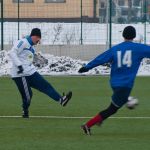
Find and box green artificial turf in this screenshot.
[0,76,150,150]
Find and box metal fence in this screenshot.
[0,0,150,59]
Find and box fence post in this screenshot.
[144,0,147,44]
[109,0,112,48]
[18,0,20,40]
[80,0,83,45]
[1,0,4,50]
[93,0,97,19]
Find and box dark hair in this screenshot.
[30,28,41,38]
[122,26,136,40]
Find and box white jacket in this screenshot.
[9,36,36,78]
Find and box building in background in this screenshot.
[99,0,149,23]
[2,0,99,22]
[1,0,150,23]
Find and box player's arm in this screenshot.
[8,40,25,73]
[78,49,113,73]
[141,44,150,58]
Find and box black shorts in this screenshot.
[111,87,132,108]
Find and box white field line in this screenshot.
[0,116,150,119]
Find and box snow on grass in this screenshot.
[0,50,150,76]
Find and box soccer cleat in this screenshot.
[22,110,29,118]
[81,125,91,135]
[60,91,72,106]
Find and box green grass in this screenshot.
[0,76,150,150]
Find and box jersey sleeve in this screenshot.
[85,49,113,70]
[140,44,150,58]
[8,40,26,66]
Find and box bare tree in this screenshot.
[52,24,63,45]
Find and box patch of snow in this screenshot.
[0,50,150,76]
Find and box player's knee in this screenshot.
[42,82,52,92]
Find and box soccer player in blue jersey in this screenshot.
[78,26,150,135]
[9,28,72,118]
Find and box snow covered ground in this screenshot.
[0,50,110,76]
[0,50,150,76]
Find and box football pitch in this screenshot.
[0,76,150,150]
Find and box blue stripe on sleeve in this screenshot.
[17,41,24,48]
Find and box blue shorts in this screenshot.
[111,87,132,108]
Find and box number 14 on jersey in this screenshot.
[117,50,132,68]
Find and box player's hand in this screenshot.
[78,67,89,73]
[17,65,24,74]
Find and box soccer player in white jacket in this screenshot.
[9,28,72,118]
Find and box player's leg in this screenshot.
[28,72,72,106]
[81,102,119,135]
[12,77,32,118]
[81,87,131,135]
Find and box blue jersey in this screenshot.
[85,41,150,88]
